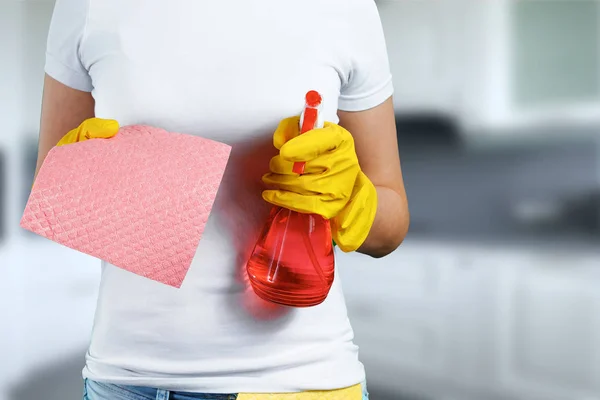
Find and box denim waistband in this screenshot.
[83,378,369,400]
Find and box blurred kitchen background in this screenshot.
[1,0,600,399]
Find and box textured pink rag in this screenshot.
[21,125,231,288]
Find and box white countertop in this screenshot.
[0,238,100,400]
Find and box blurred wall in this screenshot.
[1,4,101,400]
[513,1,600,106]
[2,2,600,400]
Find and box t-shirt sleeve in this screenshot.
[338,1,394,112]
[45,0,93,92]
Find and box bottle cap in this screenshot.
[305,90,322,108]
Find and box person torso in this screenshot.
[81,0,365,393]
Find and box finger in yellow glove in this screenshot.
[262,116,377,252]
[56,117,119,147]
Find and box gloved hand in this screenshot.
[262,116,378,252]
[33,118,119,189]
[56,117,119,147]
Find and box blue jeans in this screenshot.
[83,379,369,400]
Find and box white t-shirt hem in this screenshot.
[82,359,366,394]
[338,75,394,112]
[45,52,93,92]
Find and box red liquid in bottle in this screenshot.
[246,91,335,307]
[247,207,334,307]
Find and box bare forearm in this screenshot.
[358,186,409,258]
[34,74,95,180]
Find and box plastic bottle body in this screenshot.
[247,207,335,307]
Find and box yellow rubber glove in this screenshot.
[237,383,362,400]
[32,118,119,189]
[262,116,377,252]
[56,117,119,147]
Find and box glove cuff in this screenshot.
[331,171,377,252]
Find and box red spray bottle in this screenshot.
[246,91,335,307]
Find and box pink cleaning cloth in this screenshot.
[21,125,231,288]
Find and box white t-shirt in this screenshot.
[45,0,393,393]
